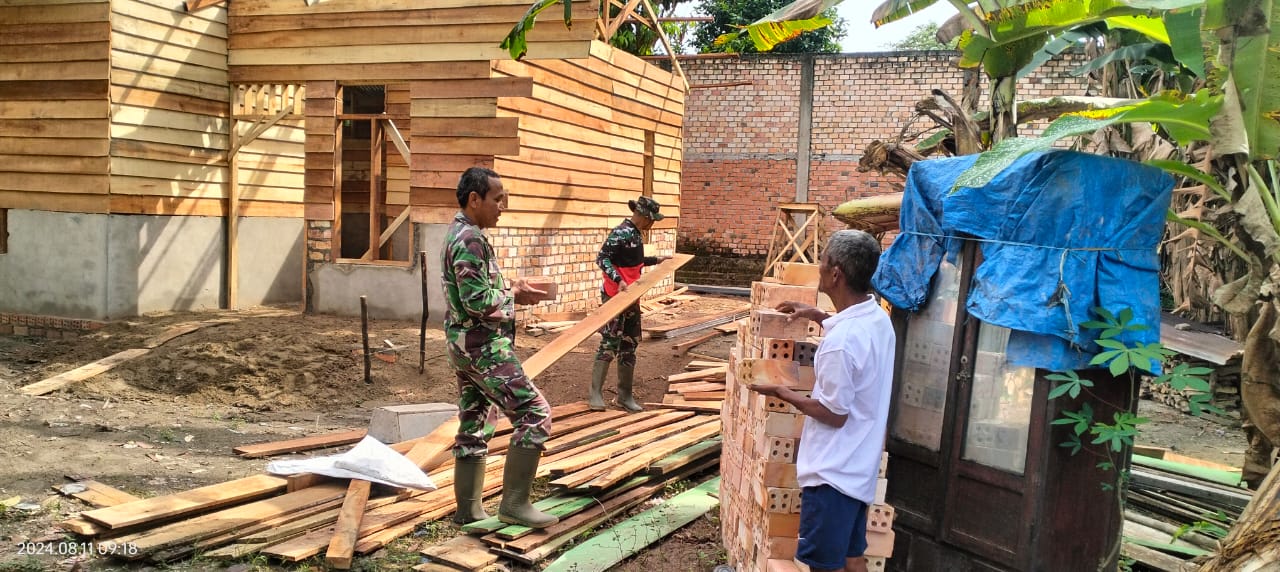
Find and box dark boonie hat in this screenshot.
[627,196,665,220]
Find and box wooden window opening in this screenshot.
[336,85,411,264]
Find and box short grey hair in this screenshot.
[825,230,881,293]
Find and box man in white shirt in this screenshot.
[749,229,896,572]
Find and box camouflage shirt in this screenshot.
[597,219,659,291]
[442,212,516,365]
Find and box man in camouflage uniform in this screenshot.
[590,196,671,412]
[442,167,557,529]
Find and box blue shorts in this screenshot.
[796,484,868,570]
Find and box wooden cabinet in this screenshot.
[886,244,1132,571]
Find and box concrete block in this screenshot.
[368,403,459,443]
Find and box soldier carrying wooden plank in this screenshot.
[588,195,672,412]
[441,167,557,529]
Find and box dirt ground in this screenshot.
[0,296,1244,571]
[0,298,743,571]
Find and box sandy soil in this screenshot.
[0,299,743,571]
[0,296,1244,571]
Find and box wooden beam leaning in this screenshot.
[325,479,372,569]
[522,254,692,379]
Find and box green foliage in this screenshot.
[501,0,574,60]
[1047,370,1095,400]
[872,0,941,28]
[1174,517,1230,541]
[952,89,1222,190]
[693,0,846,53]
[1206,0,1280,161]
[1090,411,1148,452]
[886,22,957,50]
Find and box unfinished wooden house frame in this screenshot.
[0,0,685,329]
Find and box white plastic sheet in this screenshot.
[266,436,437,490]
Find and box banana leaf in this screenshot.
[1218,0,1280,160]
[714,0,842,52]
[1070,42,1171,76]
[871,0,942,27]
[952,89,1222,190]
[501,0,575,60]
[983,0,1204,46]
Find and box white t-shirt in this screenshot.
[795,297,896,503]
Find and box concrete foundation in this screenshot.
[368,402,459,444]
[310,222,448,322]
[0,209,304,320]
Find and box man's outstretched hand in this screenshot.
[512,278,548,305]
[774,301,828,324]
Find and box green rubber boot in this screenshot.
[498,446,559,528]
[451,456,489,525]
[614,363,644,413]
[589,360,609,411]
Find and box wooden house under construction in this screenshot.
[0,0,685,331]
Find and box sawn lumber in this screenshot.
[521,254,693,379]
[83,474,288,529]
[234,429,368,458]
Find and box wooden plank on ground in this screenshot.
[562,421,721,491]
[671,330,725,356]
[667,381,727,394]
[19,348,151,396]
[539,477,721,572]
[83,474,289,530]
[403,418,461,469]
[234,429,367,458]
[541,414,709,476]
[644,305,750,339]
[648,438,722,476]
[646,402,723,414]
[521,255,692,379]
[96,482,346,558]
[666,366,727,383]
[146,497,348,562]
[326,479,372,570]
[493,402,593,436]
[54,480,141,508]
[420,534,499,570]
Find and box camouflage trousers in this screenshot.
[450,349,552,459]
[595,291,642,367]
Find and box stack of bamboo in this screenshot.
[55,402,721,569]
[720,274,895,572]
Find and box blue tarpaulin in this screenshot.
[872,150,1174,372]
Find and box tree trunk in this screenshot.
[1240,300,1280,487]
[1198,457,1280,571]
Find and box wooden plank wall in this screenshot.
[227,0,598,84]
[490,41,685,230]
[232,84,306,217]
[108,0,233,216]
[0,0,112,214]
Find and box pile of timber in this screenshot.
[658,358,729,412]
[52,402,721,570]
[1122,448,1253,571]
[721,269,896,572]
[1142,356,1242,420]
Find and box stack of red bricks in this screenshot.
[720,272,894,572]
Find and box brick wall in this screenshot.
[493,227,678,322]
[681,50,1092,260]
